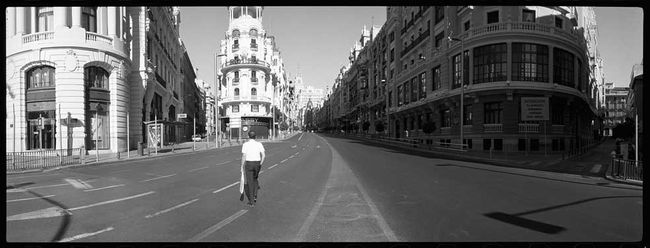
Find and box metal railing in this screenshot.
[22,31,55,44]
[6,148,84,172]
[519,123,540,133]
[86,32,113,45]
[483,123,503,133]
[610,159,643,182]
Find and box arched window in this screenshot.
[232,29,240,37]
[82,7,97,32]
[85,67,109,89]
[251,88,257,95]
[37,7,54,32]
[234,88,240,96]
[250,28,258,36]
[27,66,56,89]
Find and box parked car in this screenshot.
[192,134,201,142]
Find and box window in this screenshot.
[577,59,583,91]
[37,7,54,32]
[397,85,403,106]
[410,77,418,101]
[232,29,240,37]
[518,139,526,151]
[512,43,549,82]
[522,9,535,22]
[388,91,393,107]
[464,20,470,31]
[419,72,426,99]
[487,11,499,24]
[84,67,109,89]
[82,7,97,32]
[233,105,239,113]
[389,31,395,42]
[251,70,257,82]
[251,104,259,112]
[390,48,394,62]
[234,88,240,96]
[553,48,574,87]
[251,39,257,49]
[251,88,257,96]
[463,104,472,125]
[473,43,507,84]
[440,109,451,127]
[555,16,563,28]
[250,28,258,36]
[432,66,441,91]
[27,66,56,89]
[551,102,565,125]
[483,139,491,150]
[89,104,110,149]
[493,139,503,151]
[435,6,444,24]
[484,102,502,124]
[434,32,444,48]
[404,82,410,104]
[452,52,468,88]
[530,139,540,151]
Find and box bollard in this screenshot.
[81,146,86,165]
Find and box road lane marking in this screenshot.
[259,170,265,174]
[83,184,125,192]
[291,145,297,148]
[141,174,176,182]
[7,207,69,221]
[68,191,156,211]
[268,164,279,169]
[7,194,56,203]
[298,133,304,141]
[289,155,295,158]
[187,209,248,242]
[213,182,239,194]
[189,166,209,172]
[215,161,231,166]
[145,199,199,219]
[64,178,93,190]
[7,179,99,193]
[58,227,114,242]
[296,152,300,155]
[281,159,288,163]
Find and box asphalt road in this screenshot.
[6,133,643,242]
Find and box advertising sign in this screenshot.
[521,97,549,121]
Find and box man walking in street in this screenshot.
[241,131,265,207]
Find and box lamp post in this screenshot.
[448,6,473,150]
[215,53,227,148]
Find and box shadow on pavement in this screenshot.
[7,182,35,189]
[485,195,641,234]
[23,190,72,242]
[435,163,641,191]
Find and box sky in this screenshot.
[179,6,642,91]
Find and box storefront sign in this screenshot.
[521,97,549,121]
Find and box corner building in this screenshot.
[217,6,287,139]
[387,6,600,154]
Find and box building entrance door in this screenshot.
[27,118,55,150]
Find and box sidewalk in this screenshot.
[40,134,301,172]
[329,133,640,185]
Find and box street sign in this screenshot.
[521,97,549,121]
[177,113,187,119]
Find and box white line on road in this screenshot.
[296,152,300,155]
[64,178,93,190]
[298,133,304,141]
[189,166,209,172]
[7,179,99,193]
[141,174,176,182]
[289,155,295,158]
[187,210,248,242]
[215,161,231,166]
[268,164,279,169]
[83,184,125,192]
[7,194,56,203]
[291,145,297,148]
[58,227,114,242]
[213,182,239,194]
[145,199,199,219]
[280,159,288,163]
[68,191,156,211]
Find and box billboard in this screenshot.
[521,97,549,121]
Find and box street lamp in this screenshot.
[215,53,227,148]
[448,6,473,150]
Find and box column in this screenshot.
[71,7,81,28]
[116,7,122,39]
[108,7,116,37]
[54,7,67,28]
[100,7,108,35]
[30,7,36,34]
[7,7,16,37]
[16,7,25,35]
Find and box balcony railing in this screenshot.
[86,32,113,45]
[224,58,270,68]
[518,123,540,133]
[221,95,271,103]
[483,123,503,133]
[22,31,54,44]
[455,22,580,44]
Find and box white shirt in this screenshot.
[242,139,265,161]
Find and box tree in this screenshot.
[375,121,385,133]
[280,121,289,131]
[422,121,436,134]
[362,121,371,133]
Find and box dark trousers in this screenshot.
[244,161,261,203]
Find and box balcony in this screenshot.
[451,22,581,48]
[463,125,473,133]
[400,29,430,57]
[22,31,54,44]
[221,95,271,104]
[221,58,271,74]
[232,44,239,52]
[483,123,503,133]
[251,43,258,51]
[518,123,540,133]
[85,32,113,45]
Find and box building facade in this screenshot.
[216,6,294,140]
[602,83,629,136]
[628,62,643,160]
[6,6,203,152]
[318,6,603,155]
